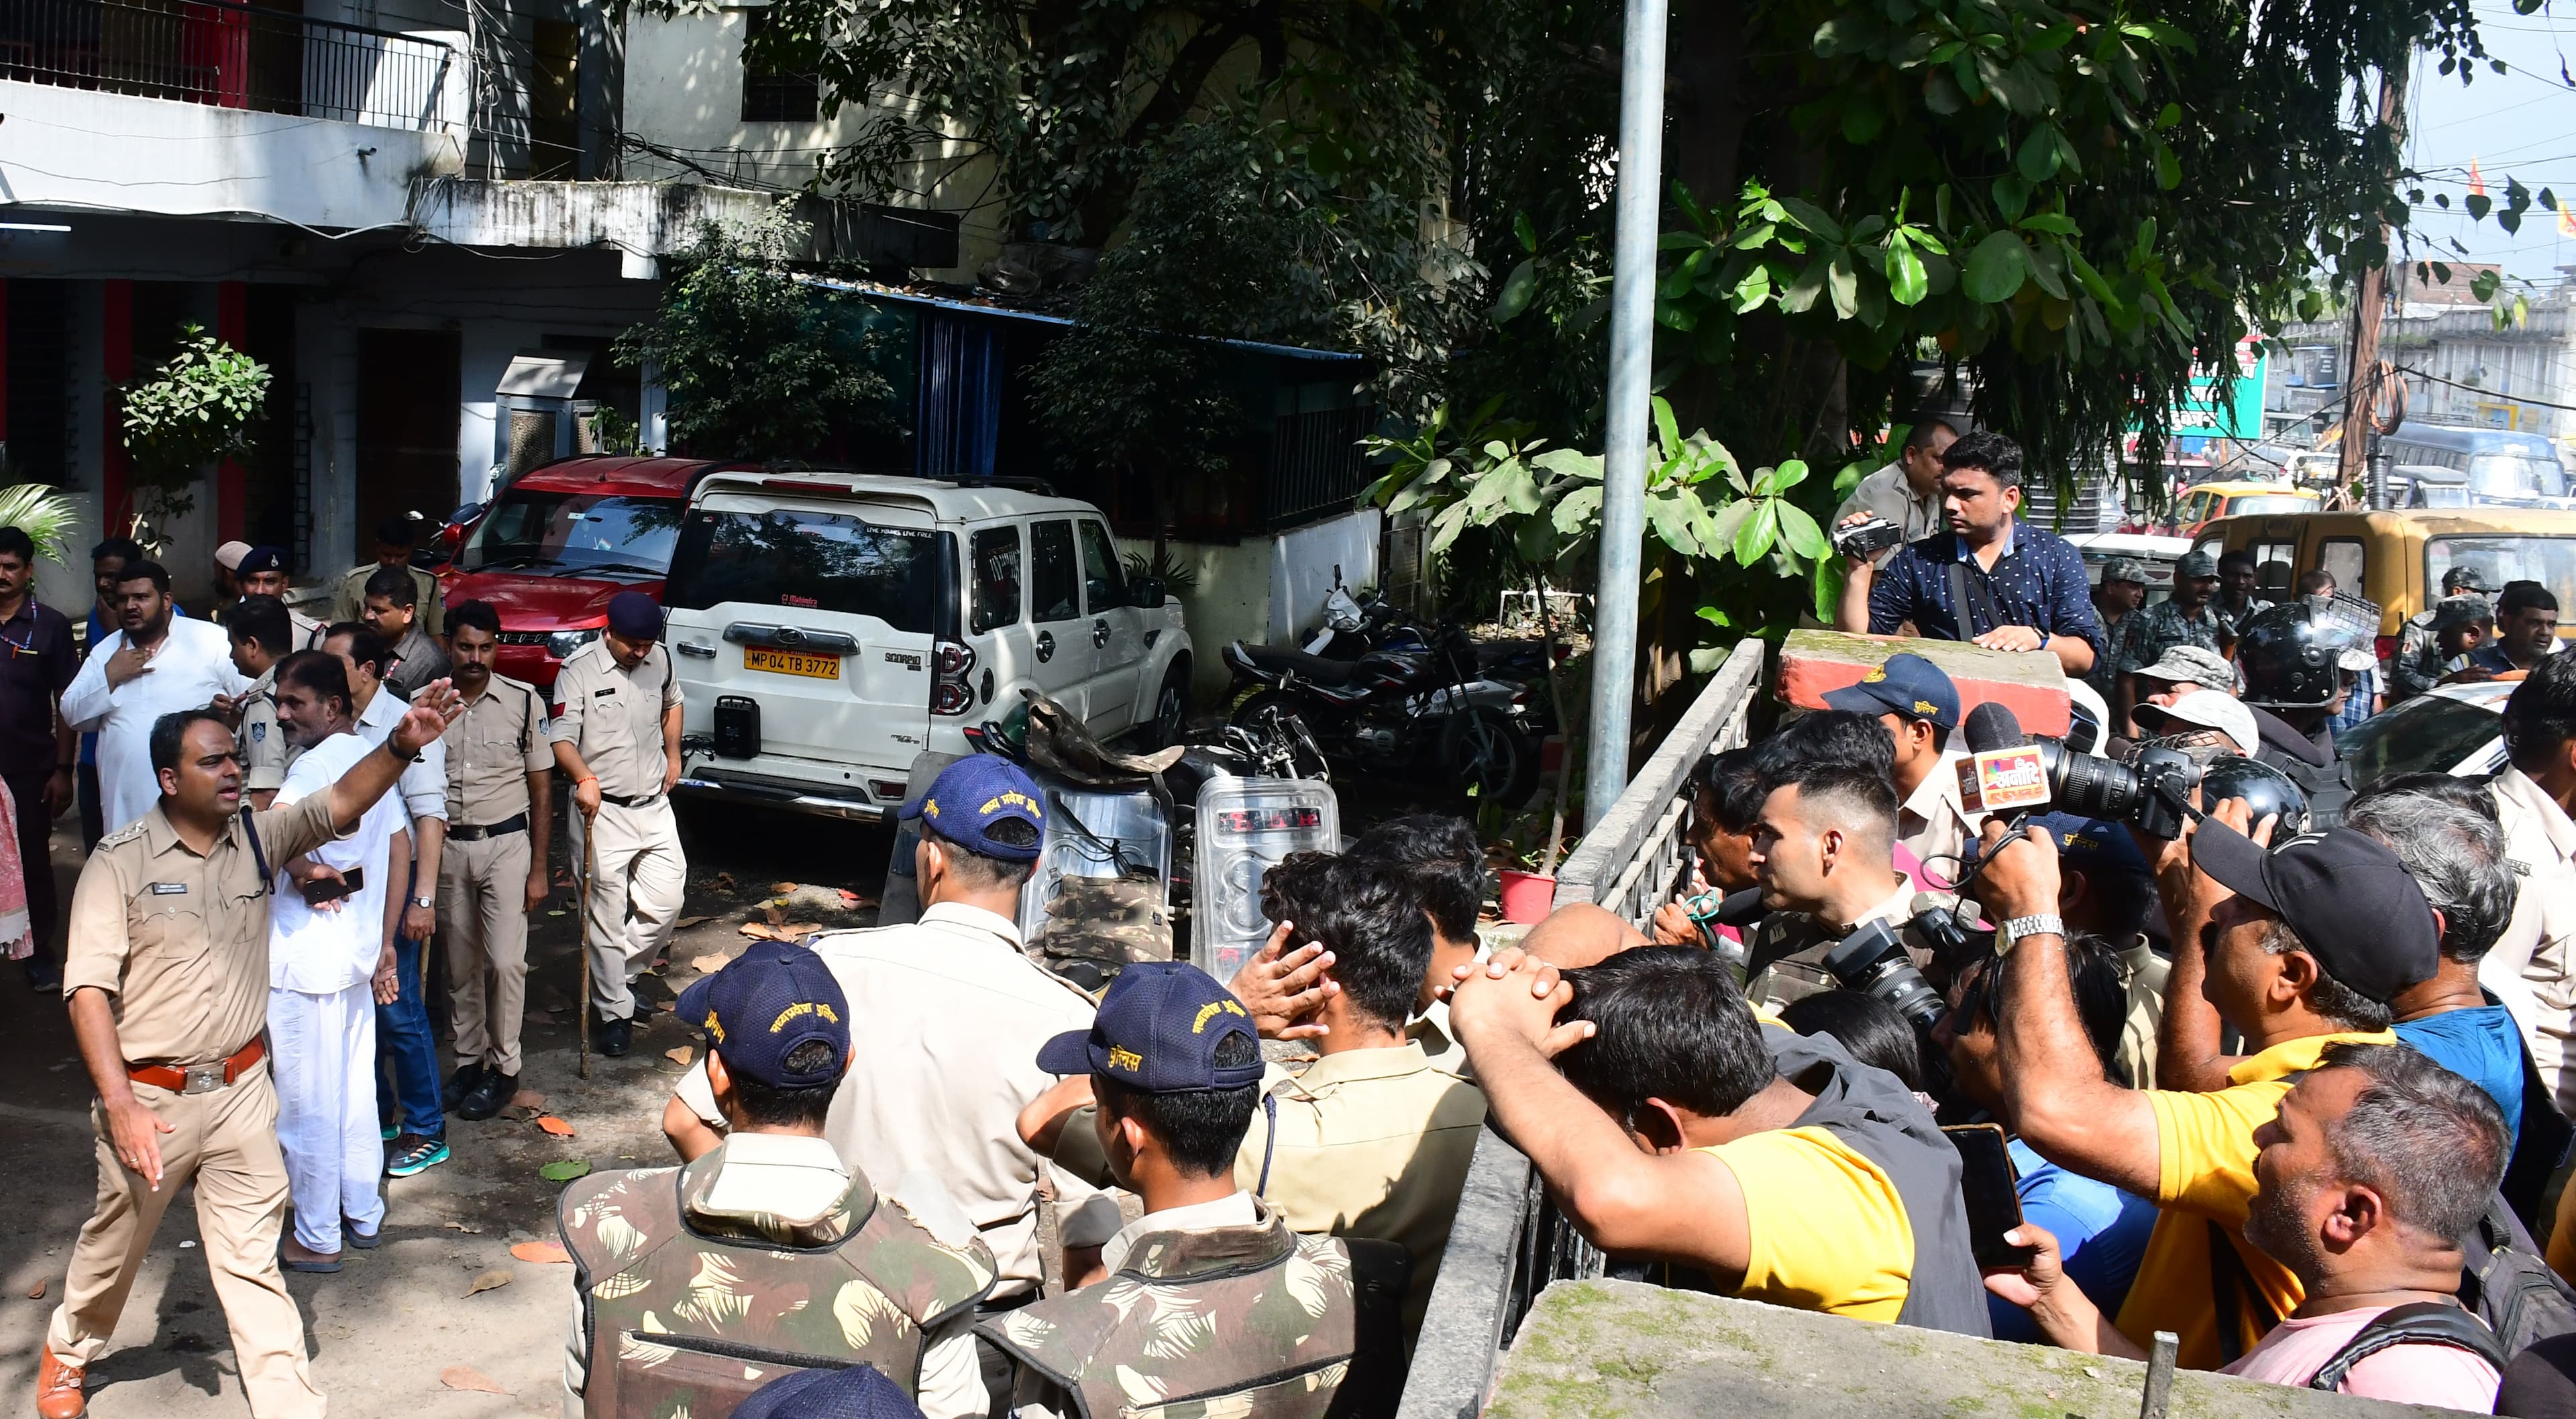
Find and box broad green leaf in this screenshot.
[1652,395,1682,460]
[1734,503,1780,565]
[1778,260,1829,314]
[1532,447,1603,480]
[1767,459,1811,493]
[1552,484,1603,533]
[1428,498,1474,555]
[1811,556,1847,623]
[1513,512,1554,564]
[2016,127,2060,182]
[2027,242,2071,300]
[1497,462,1544,515]
[1493,260,1540,321]
[2155,144,2181,191]
[1777,502,1829,560]
[1697,604,1737,629]
[1708,501,1756,554]
[2019,212,2078,235]
[1827,253,1861,319]
[1733,264,1775,312]
[1842,104,1884,144]
[1964,229,2032,303]
[1888,243,1930,305]
[1513,211,1539,254]
[1731,221,1779,250]
[1776,197,1847,244]
[1847,215,1888,244]
[1645,490,1703,558]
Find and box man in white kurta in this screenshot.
[266,658,409,1266]
[62,560,248,835]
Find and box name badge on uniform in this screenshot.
[593,688,614,698]
[148,882,187,896]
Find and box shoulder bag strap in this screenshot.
[239,806,270,894]
[2308,1301,2506,1391]
[2207,1219,2259,1365]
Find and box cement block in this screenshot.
[1490,1280,2473,1419]
[1778,629,2074,739]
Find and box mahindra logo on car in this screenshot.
[884,651,923,671]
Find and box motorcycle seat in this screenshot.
[1236,643,1364,686]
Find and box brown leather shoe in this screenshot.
[36,1347,85,1418]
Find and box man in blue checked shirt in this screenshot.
[1834,431,2102,678]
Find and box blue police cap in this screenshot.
[238,545,290,577]
[900,755,1046,863]
[606,590,664,639]
[733,1362,926,1419]
[1823,651,1961,732]
[2027,812,2151,880]
[674,940,851,1089]
[1036,961,1263,1094]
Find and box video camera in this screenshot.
[1830,514,1905,560]
[1955,702,2308,841]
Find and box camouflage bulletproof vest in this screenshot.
[977,1206,1358,1419]
[560,1147,998,1419]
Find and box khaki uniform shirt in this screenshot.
[2117,937,2171,1090]
[62,792,347,1065]
[673,902,1112,1294]
[1743,877,1921,1014]
[2484,769,2576,1114]
[442,674,549,827]
[1897,751,1983,888]
[238,665,286,794]
[1833,462,1944,563]
[383,625,450,702]
[549,639,680,800]
[333,562,443,637]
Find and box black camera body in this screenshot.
[2033,739,2307,840]
[1821,918,1946,1032]
[1831,515,1905,560]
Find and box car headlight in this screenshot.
[547,628,603,659]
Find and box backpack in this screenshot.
[2459,1195,2576,1359]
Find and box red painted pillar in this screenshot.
[0,280,11,452]
[103,280,132,533]
[216,281,248,541]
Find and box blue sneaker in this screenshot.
[385,1134,449,1177]
[380,1124,398,1143]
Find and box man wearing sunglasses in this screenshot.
[40,680,462,1419]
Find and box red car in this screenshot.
[438,455,743,694]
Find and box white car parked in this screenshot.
[665,471,1193,820]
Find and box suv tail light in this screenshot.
[932,637,977,715]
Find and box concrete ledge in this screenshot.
[1777,628,2074,738]
[1492,1280,2473,1419]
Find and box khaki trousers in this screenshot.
[583,798,686,1020]
[440,829,533,1075]
[47,1061,326,1418]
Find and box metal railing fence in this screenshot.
[0,0,459,130]
[1395,639,1766,1419]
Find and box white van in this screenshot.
[665,471,1193,821]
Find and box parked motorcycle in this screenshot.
[1222,620,1542,810]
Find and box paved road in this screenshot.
[0,799,894,1418]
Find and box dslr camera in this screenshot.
[1822,918,1946,1033]
[2027,739,2309,840]
[1830,514,1905,560]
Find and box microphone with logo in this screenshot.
[1955,702,2053,819]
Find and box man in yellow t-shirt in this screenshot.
[1972,806,2440,1369]
[1450,943,1992,1334]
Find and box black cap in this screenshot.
[237,545,290,576]
[2190,822,2439,1004]
[606,590,664,639]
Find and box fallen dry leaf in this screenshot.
[712,872,737,890]
[690,953,728,974]
[440,1365,510,1394]
[664,1046,693,1066]
[676,914,715,930]
[772,881,798,893]
[762,901,785,926]
[509,1241,572,1265]
[26,1279,45,1300]
[535,1116,577,1137]
[511,1089,546,1110]
[463,1269,512,1297]
[739,921,776,940]
[441,1221,482,1234]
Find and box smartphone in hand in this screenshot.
[1943,1122,2037,1268]
[301,865,364,906]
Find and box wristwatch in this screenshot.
[410,895,436,910]
[2002,913,2067,945]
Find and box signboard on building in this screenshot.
[2143,335,2267,454]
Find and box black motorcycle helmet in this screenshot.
[2235,603,2343,710]
[2198,754,2312,837]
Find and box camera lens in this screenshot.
[1845,956,1947,1033]
[2045,741,2144,822]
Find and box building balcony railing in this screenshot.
[0,0,461,131]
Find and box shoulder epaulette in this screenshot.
[98,823,148,848]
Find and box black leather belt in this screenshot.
[448,812,528,842]
[601,792,661,809]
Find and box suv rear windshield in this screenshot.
[665,507,949,635]
[460,492,686,576]
[2337,690,2502,785]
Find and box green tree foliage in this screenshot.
[614,207,896,462]
[119,323,271,519]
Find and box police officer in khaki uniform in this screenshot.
[439,600,553,1119]
[550,591,684,1058]
[220,595,297,810]
[331,515,443,639]
[38,687,463,1419]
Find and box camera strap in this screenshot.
[238,807,271,897]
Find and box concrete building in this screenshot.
[2263,261,2576,449]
